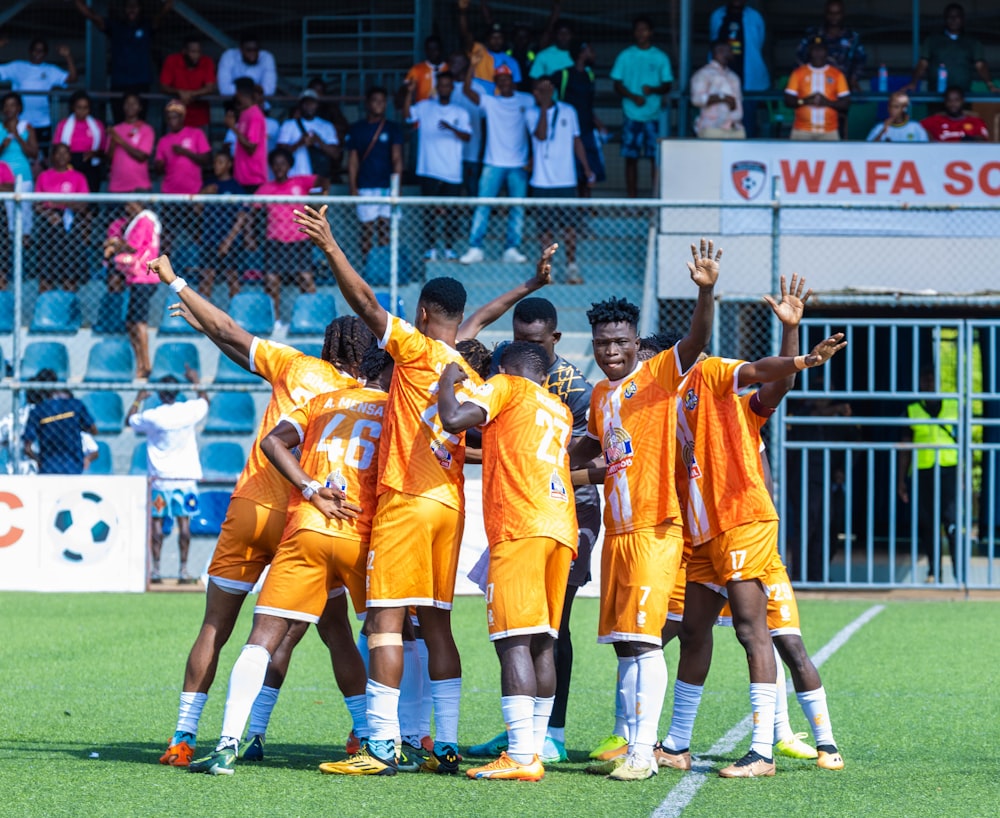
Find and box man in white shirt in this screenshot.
[867,91,929,142]
[277,89,340,179]
[447,51,485,197]
[525,75,594,284]
[217,34,277,98]
[402,71,472,260]
[460,59,532,265]
[126,369,210,584]
[0,37,77,145]
[691,41,745,139]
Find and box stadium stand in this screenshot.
[92,291,129,335]
[81,391,125,433]
[375,291,406,317]
[365,245,413,286]
[129,441,148,476]
[203,392,256,435]
[213,352,259,384]
[149,342,201,381]
[157,299,198,335]
[228,292,275,335]
[288,291,337,335]
[30,290,83,334]
[0,292,13,333]
[200,441,246,483]
[21,341,69,381]
[86,440,114,474]
[189,490,232,537]
[84,338,135,383]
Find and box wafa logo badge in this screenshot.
[623,380,638,398]
[731,160,767,201]
[549,470,569,502]
[683,388,699,411]
[603,427,634,476]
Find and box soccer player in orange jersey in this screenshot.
[189,344,393,775]
[437,341,578,782]
[149,256,373,768]
[567,240,721,781]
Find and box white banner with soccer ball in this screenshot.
[0,476,148,592]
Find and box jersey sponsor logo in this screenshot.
[623,380,637,399]
[683,388,699,411]
[603,427,633,475]
[430,438,453,468]
[549,470,568,502]
[682,439,702,479]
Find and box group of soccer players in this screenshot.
[150,205,847,782]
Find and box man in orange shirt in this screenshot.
[437,341,578,782]
[398,35,449,105]
[149,256,373,769]
[784,39,850,140]
[189,344,393,775]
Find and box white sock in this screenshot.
[533,696,555,755]
[772,645,794,744]
[633,650,668,765]
[613,678,629,740]
[220,644,270,743]
[345,693,369,739]
[398,640,422,742]
[617,656,639,751]
[748,682,778,758]
[417,638,432,737]
[175,691,207,737]
[367,679,401,741]
[247,684,280,738]
[430,677,461,746]
[663,680,703,752]
[797,686,835,748]
[546,725,565,743]
[501,695,535,764]
[356,632,369,674]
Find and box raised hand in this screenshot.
[803,332,847,367]
[57,45,71,59]
[146,255,176,284]
[293,204,336,253]
[762,273,813,328]
[535,242,558,285]
[687,237,722,289]
[440,361,469,389]
[168,302,204,333]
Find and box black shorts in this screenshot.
[126,282,156,324]
[531,185,578,235]
[568,493,601,587]
[264,239,313,280]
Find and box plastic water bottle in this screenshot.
[937,64,948,93]
[877,64,888,94]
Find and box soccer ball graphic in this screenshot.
[51,491,118,564]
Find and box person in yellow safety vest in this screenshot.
[898,366,959,583]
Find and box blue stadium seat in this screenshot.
[203,392,256,434]
[86,440,113,474]
[293,341,323,358]
[213,352,258,384]
[190,490,232,536]
[92,291,128,335]
[81,392,125,434]
[289,292,337,335]
[30,290,83,334]
[229,293,275,335]
[376,292,406,317]
[157,298,197,334]
[200,441,246,482]
[84,338,135,382]
[129,441,148,475]
[364,245,412,286]
[149,342,200,382]
[0,291,13,333]
[21,341,70,381]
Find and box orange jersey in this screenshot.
[232,339,359,511]
[405,61,449,102]
[676,357,778,547]
[785,64,849,134]
[587,347,686,536]
[377,315,481,513]
[460,374,578,550]
[282,385,387,541]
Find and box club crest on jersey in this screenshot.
[623,380,638,399]
[682,439,702,479]
[549,470,568,502]
[431,439,453,468]
[327,469,348,494]
[683,388,699,411]
[603,427,634,475]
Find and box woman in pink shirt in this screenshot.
[0,160,13,290]
[230,77,268,191]
[153,99,210,251]
[34,142,89,291]
[108,93,155,193]
[104,201,162,377]
[55,90,106,192]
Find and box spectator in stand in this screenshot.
[73,0,173,120]
[228,77,268,191]
[126,367,209,584]
[1,92,38,241]
[154,99,210,249]
[507,23,537,92]
[303,77,350,160]
[531,17,574,80]
[459,58,531,266]
[198,150,247,299]
[526,74,594,284]
[34,142,88,291]
[104,201,162,378]
[557,43,607,196]
[867,91,928,142]
[402,71,471,261]
[277,90,340,182]
[710,0,769,138]
[691,40,745,139]
[217,34,277,98]
[399,36,449,105]
[108,92,154,192]
[256,84,280,156]
[796,1,866,93]
[785,40,850,141]
[904,3,998,95]
[23,368,97,475]
[345,86,403,260]
[0,37,77,148]
[459,0,522,95]
[159,36,217,131]
[54,90,105,192]
[448,51,486,196]
[921,86,990,141]
[611,16,673,199]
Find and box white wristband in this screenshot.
[169,277,188,293]
[301,480,322,500]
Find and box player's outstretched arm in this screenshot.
[758,273,813,409]
[148,255,254,369]
[437,362,487,433]
[456,243,556,341]
[260,421,361,521]
[294,204,388,339]
[737,332,846,388]
[675,238,720,372]
[568,434,603,470]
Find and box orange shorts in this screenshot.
[255,528,368,622]
[598,522,684,647]
[686,520,778,592]
[366,490,465,610]
[208,496,287,592]
[718,556,801,634]
[486,537,572,641]
[667,540,693,623]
